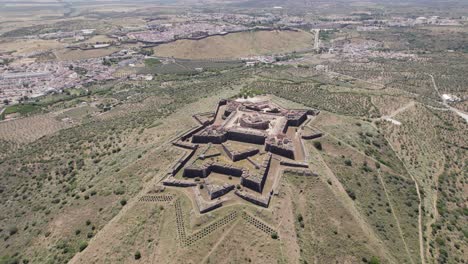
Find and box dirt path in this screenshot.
[314,29,320,50]
[377,169,415,264]
[425,159,444,261]
[378,101,415,125]
[387,101,415,118]
[383,136,426,264]
[428,73,468,123]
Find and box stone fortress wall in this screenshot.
[206,183,235,199]
[221,142,259,161]
[183,161,245,178]
[240,153,272,193]
[163,97,320,212]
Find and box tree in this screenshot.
[3,99,9,105]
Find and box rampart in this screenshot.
[183,162,244,178]
[265,137,295,159]
[221,142,259,161]
[180,125,207,142]
[235,190,271,208]
[169,148,197,176]
[240,153,271,192]
[206,183,235,199]
[286,111,308,127]
[193,186,223,213]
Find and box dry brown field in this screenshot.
[153,30,315,59]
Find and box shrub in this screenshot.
[346,189,356,200]
[114,187,125,195]
[79,241,88,252]
[271,232,279,239]
[120,199,127,206]
[8,226,18,236]
[297,214,303,222]
[344,159,352,166]
[134,251,141,260]
[313,141,322,150]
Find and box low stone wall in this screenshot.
[280,159,309,168]
[169,148,197,176]
[173,140,198,150]
[199,152,221,160]
[301,131,323,140]
[283,168,316,176]
[193,186,223,213]
[163,177,197,187]
[235,190,271,208]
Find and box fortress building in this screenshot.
[162,97,319,213]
